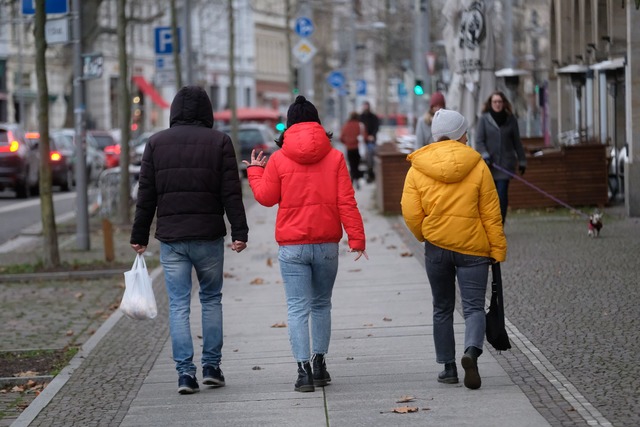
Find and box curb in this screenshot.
[0,270,124,283]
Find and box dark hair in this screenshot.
[482,91,513,114]
[349,111,360,121]
[276,128,333,148]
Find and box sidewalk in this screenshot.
[14,182,551,427]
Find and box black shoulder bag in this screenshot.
[486,262,511,351]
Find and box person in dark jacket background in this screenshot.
[359,101,380,183]
[130,85,249,395]
[474,91,527,223]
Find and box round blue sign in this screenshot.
[327,71,345,89]
[295,17,314,38]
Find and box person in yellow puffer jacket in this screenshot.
[401,108,506,391]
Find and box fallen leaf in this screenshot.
[367,333,373,337]
[74,292,84,299]
[400,252,413,257]
[271,322,287,328]
[233,349,239,352]
[11,385,24,392]
[392,406,419,414]
[422,407,431,411]
[266,258,273,267]
[224,272,235,278]
[250,278,265,285]
[252,366,262,370]
[346,357,354,360]
[26,380,36,388]
[197,335,203,339]
[66,330,74,336]
[383,317,392,322]
[16,371,38,377]
[396,395,415,403]
[363,323,373,327]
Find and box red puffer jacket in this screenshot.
[247,122,366,251]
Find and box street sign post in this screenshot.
[45,17,70,44]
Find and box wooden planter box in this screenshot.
[509,144,608,209]
[375,144,411,215]
[374,142,608,215]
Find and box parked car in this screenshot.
[51,129,105,185]
[0,123,39,198]
[129,131,155,166]
[88,130,118,169]
[217,123,278,175]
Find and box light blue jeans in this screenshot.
[278,243,339,362]
[423,240,490,364]
[160,239,225,376]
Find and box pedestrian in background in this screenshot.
[359,101,380,183]
[414,91,446,149]
[401,109,506,390]
[340,111,368,189]
[475,90,527,223]
[243,95,367,393]
[130,85,249,395]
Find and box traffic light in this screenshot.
[275,122,286,133]
[293,68,300,95]
[413,79,424,96]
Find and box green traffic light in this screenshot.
[414,85,424,96]
[275,122,286,132]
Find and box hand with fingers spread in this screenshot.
[242,149,268,168]
[350,249,369,261]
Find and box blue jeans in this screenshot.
[424,241,490,364]
[278,243,339,362]
[494,179,510,223]
[160,239,225,376]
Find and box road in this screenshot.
[0,190,78,245]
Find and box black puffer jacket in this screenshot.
[130,86,248,246]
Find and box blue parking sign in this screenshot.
[22,0,68,14]
[356,80,367,96]
[155,27,181,54]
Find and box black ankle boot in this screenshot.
[437,362,459,384]
[461,346,482,390]
[295,361,315,392]
[312,354,331,386]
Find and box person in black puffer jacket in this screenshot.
[130,85,248,395]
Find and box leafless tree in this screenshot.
[34,0,60,267]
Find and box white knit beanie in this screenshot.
[430,109,469,142]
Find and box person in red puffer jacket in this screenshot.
[244,96,368,393]
[340,111,367,189]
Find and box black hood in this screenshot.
[169,85,214,128]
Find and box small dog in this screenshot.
[587,211,603,237]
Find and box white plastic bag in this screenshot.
[120,254,157,320]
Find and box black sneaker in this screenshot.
[202,365,225,387]
[178,374,200,394]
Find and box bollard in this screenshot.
[102,218,115,262]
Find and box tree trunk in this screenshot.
[171,0,183,90]
[117,0,131,225]
[34,0,60,267]
[228,0,240,164]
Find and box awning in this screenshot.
[590,57,625,71]
[131,75,169,109]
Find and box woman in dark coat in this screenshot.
[474,91,527,223]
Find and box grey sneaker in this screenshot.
[202,365,225,387]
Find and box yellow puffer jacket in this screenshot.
[401,140,507,262]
